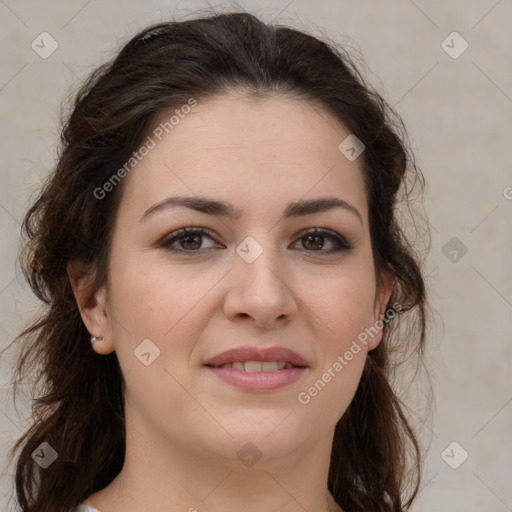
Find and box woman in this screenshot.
[5,10,429,512]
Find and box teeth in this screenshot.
[217,361,293,371]
[245,361,262,372]
[262,361,278,371]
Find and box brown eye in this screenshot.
[294,228,352,255]
[179,233,202,251]
[159,228,220,253]
[303,234,324,251]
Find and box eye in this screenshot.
[292,227,353,255]
[158,228,220,253]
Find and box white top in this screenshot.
[75,505,101,512]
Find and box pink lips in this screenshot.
[203,346,308,391]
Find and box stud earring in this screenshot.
[90,335,104,344]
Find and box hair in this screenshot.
[3,9,431,512]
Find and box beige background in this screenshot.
[1,1,511,511]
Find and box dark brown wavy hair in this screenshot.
[3,9,430,512]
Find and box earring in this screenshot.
[90,335,104,344]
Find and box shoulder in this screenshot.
[73,505,101,512]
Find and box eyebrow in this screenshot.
[140,195,363,225]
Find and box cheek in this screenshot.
[107,252,222,381]
[310,264,377,349]
[108,252,204,334]
[297,272,374,422]
[302,260,376,420]
[106,258,205,404]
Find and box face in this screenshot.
[72,91,393,466]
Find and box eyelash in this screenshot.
[158,227,353,256]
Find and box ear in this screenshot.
[367,270,395,351]
[67,259,115,355]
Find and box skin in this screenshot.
[68,90,394,512]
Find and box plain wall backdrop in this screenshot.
[1,1,511,511]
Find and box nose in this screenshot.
[223,239,298,328]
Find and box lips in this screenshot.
[203,346,308,368]
[203,346,309,391]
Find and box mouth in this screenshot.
[203,346,309,391]
[203,346,309,368]
[205,361,304,371]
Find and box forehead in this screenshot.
[118,92,368,225]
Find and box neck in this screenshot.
[86,412,343,512]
